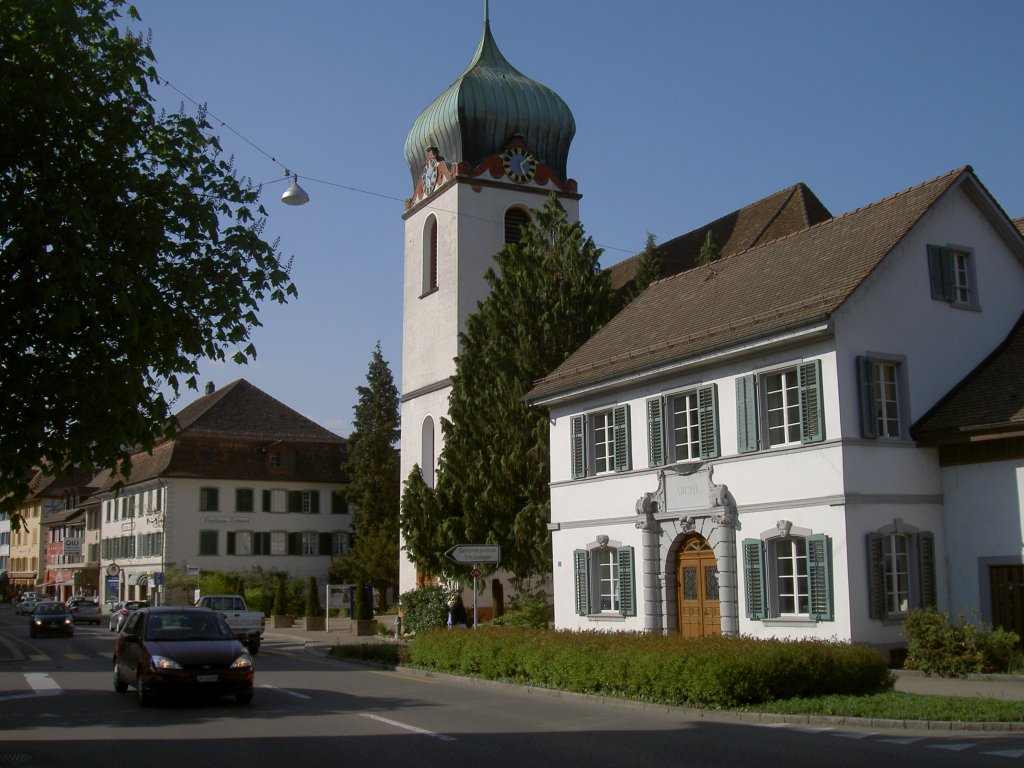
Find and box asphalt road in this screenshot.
[2,612,1023,768]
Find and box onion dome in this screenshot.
[403,7,575,184]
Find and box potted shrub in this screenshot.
[270,576,292,628]
[304,576,325,631]
[352,582,376,636]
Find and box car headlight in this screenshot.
[150,655,183,670]
[230,653,253,669]
[64,618,72,625]
[33,619,42,626]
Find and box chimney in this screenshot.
[205,382,216,395]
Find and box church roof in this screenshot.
[608,182,833,292]
[529,167,999,403]
[403,8,575,183]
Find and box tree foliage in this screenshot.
[401,194,620,579]
[0,1,296,524]
[330,343,400,606]
[696,229,722,266]
[630,231,661,298]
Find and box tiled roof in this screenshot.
[1014,217,1024,237]
[173,379,342,442]
[528,167,975,402]
[608,183,832,292]
[912,310,1024,442]
[93,380,348,488]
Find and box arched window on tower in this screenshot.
[504,207,531,245]
[422,216,438,295]
[421,416,436,488]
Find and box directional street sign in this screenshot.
[445,544,501,564]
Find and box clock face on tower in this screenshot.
[422,158,438,196]
[502,147,536,184]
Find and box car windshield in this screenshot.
[144,613,233,642]
[36,603,68,615]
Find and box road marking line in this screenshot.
[983,750,1024,758]
[28,654,48,662]
[831,732,878,739]
[0,673,64,702]
[370,670,437,684]
[361,713,456,741]
[878,738,922,745]
[928,743,975,752]
[64,653,88,660]
[259,684,311,699]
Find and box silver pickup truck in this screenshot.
[68,596,101,625]
[195,594,264,654]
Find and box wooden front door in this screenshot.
[990,565,1024,647]
[676,537,721,638]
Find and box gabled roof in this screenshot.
[1014,217,1024,237]
[608,182,832,293]
[172,379,342,443]
[912,310,1024,443]
[93,380,347,488]
[529,167,1016,403]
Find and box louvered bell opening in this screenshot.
[504,207,531,244]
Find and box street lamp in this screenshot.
[281,172,309,206]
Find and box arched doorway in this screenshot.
[676,536,721,638]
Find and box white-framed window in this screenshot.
[264,489,287,513]
[302,532,318,555]
[332,532,350,556]
[928,243,978,308]
[867,522,936,619]
[270,531,287,556]
[570,405,631,479]
[227,531,252,556]
[736,361,824,452]
[236,488,254,513]
[858,355,908,439]
[647,385,720,466]
[743,523,833,621]
[573,539,636,617]
[199,487,219,512]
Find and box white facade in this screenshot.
[99,475,351,604]
[537,175,1024,654]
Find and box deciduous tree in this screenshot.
[0,1,296,525]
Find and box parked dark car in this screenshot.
[30,601,74,638]
[113,607,254,707]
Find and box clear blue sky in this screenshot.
[127,0,1024,436]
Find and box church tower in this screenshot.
[399,4,578,591]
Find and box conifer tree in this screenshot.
[331,343,400,607]
[697,229,722,266]
[630,231,661,297]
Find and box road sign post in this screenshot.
[445,545,501,628]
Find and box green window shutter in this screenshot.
[857,356,878,438]
[226,532,236,556]
[255,532,270,555]
[697,384,721,459]
[618,546,636,617]
[917,531,937,608]
[574,549,590,616]
[262,490,271,512]
[927,244,955,301]
[331,491,348,514]
[288,532,301,556]
[736,375,758,453]
[867,532,887,619]
[798,360,825,444]
[310,490,320,513]
[288,491,302,513]
[319,532,332,555]
[646,397,666,467]
[807,534,834,621]
[613,404,631,472]
[570,415,587,479]
[742,539,766,619]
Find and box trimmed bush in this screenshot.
[406,629,892,707]
[903,607,1022,676]
[305,576,323,618]
[400,585,452,635]
[494,591,552,629]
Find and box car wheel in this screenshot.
[113,659,128,693]
[236,692,253,705]
[136,669,152,707]
[248,639,260,655]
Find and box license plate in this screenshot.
[196,675,218,683]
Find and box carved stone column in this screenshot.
[635,492,663,633]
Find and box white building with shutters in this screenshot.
[527,166,1024,658]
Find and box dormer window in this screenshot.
[266,446,296,470]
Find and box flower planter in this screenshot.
[270,614,293,629]
[304,616,325,632]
